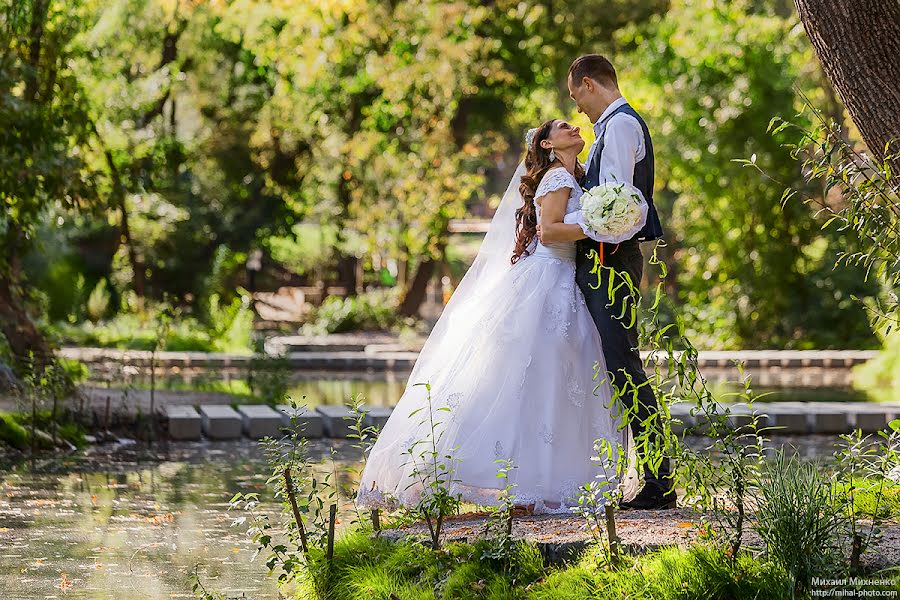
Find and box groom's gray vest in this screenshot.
[580,103,663,243]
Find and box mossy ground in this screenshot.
[0,410,86,451]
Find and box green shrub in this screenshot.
[86,278,112,323]
[205,290,255,353]
[50,295,255,354]
[307,289,405,334]
[854,331,900,400]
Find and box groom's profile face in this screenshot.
[567,75,595,121]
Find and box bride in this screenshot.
[356,119,637,515]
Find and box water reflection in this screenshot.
[0,440,357,600]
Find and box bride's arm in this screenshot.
[538,188,587,244]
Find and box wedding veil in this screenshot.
[404,160,526,383]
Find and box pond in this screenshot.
[0,439,359,600]
[0,434,854,599]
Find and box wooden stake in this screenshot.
[604,504,620,566]
[371,508,381,532]
[326,503,337,562]
[282,467,309,555]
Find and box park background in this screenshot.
[2,0,892,360]
[2,1,900,599]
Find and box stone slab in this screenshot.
[850,408,892,433]
[814,402,891,434]
[199,405,243,439]
[315,404,357,438]
[809,409,849,434]
[276,404,324,438]
[237,404,284,439]
[757,404,808,434]
[362,405,394,431]
[164,405,202,440]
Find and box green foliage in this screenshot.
[0,412,29,450]
[757,97,900,388]
[204,290,255,353]
[50,296,254,353]
[0,409,86,451]
[535,544,788,600]
[620,0,876,349]
[833,425,900,571]
[306,289,407,334]
[0,0,95,257]
[399,382,463,551]
[86,278,112,322]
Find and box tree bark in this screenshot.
[398,257,438,318]
[794,0,900,170]
[0,262,57,377]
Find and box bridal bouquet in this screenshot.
[580,182,646,240]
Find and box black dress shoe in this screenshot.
[619,486,677,510]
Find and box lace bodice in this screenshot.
[532,167,582,260]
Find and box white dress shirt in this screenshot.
[564,96,649,242]
[585,96,646,187]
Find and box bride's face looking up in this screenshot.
[540,120,585,159]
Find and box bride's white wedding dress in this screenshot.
[356,166,632,514]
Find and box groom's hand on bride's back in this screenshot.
[536,224,543,243]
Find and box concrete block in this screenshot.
[759,404,808,434]
[164,405,202,440]
[200,405,243,439]
[276,405,324,438]
[362,405,394,431]
[809,409,848,434]
[237,404,284,439]
[849,408,891,433]
[316,404,356,437]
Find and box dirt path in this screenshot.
[381,508,900,570]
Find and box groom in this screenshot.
[559,54,674,509]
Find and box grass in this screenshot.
[835,478,900,520]
[292,530,793,600]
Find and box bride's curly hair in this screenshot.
[512,120,584,264]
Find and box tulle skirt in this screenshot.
[356,248,632,514]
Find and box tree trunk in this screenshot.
[0,263,57,376]
[398,258,438,317]
[794,0,900,171]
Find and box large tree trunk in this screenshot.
[794,0,900,171]
[398,257,439,318]
[0,259,57,377]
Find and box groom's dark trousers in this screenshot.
[575,239,671,492]
[576,101,671,493]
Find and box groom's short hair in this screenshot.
[568,54,618,88]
